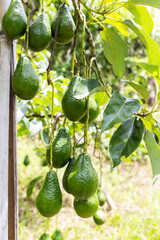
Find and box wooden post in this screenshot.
[0,0,18,239]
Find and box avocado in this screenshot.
[67,153,98,199]
[46,127,72,168]
[23,154,30,166]
[93,209,106,225]
[36,171,62,218]
[97,188,106,206]
[29,13,52,52]
[62,157,77,194]
[74,193,99,218]
[2,0,27,39]
[79,97,100,124]
[39,233,52,240]
[51,3,76,44]
[12,56,39,100]
[62,76,86,121]
[52,229,63,240]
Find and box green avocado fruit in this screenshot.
[74,193,99,218]
[46,127,72,168]
[97,188,106,206]
[67,153,98,199]
[39,233,52,240]
[79,97,99,124]
[93,209,106,225]
[23,154,30,166]
[12,56,39,100]
[62,76,86,121]
[51,3,76,44]
[29,13,52,52]
[52,229,63,240]
[2,0,27,39]
[62,157,77,194]
[36,171,62,218]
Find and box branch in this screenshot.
[46,3,65,85]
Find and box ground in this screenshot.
[18,137,160,240]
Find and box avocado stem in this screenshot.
[73,122,76,157]
[41,0,44,13]
[84,96,89,154]
[50,82,54,169]
[26,0,30,55]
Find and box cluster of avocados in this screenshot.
[2,0,104,226]
[39,229,63,240]
[2,0,76,100]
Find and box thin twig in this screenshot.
[46,3,65,85]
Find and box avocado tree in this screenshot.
[1,0,160,239]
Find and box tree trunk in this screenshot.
[0,1,18,239]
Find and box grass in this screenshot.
[18,137,160,240]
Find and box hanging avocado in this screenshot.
[29,13,52,52]
[12,56,39,100]
[51,3,76,44]
[2,0,27,40]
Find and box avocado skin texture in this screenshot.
[67,153,98,200]
[74,194,99,218]
[62,157,77,194]
[2,0,27,40]
[12,56,39,100]
[51,3,76,44]
[79,97,100,124]
[36,171,62,218]
[52,229,63,240]
[62,76,86,121]
[46,127,72,168]
[97,188,106,206]
[39,233,52,240]
[93,209,105,225]
[29,13,51,52]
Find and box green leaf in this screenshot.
[125,0,160,9]
[100,28,128,78]
[137,62,160,88]
[109,117,144,168]
[125,5,153,34]
[123,80,149,99]
[102,91,141,131]
[95,92,109,106]
[40,129,50,146]
[29,120,42,137]
[17,103,28,123]
[103,13,129,37]
[144,130,160,184]
[73,78,102,99]
[124,20,160,66]
[27,176,43,198]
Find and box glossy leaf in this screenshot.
[95,92,109,106]
[27,176,43,198]
[29,120,42,137]
[102,91,141,131]
[144,130,160,184]
[73,78,102,99]
[125,0,160,9]
[124,80,149,99]
[109,117,145,168]
[124,20,160,66]
[125,5,153,34]
[100,28,128,78]
[137,62,160,88]
[103,13,129,36]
